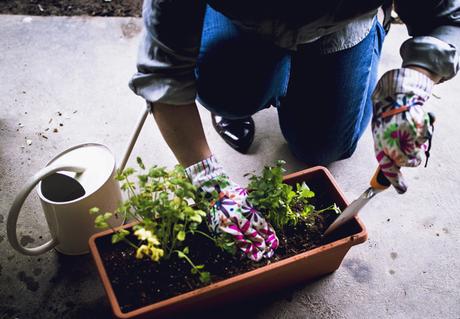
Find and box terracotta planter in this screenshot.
[89,166,367,319]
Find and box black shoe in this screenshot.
[211,114,255,153]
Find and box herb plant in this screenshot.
[91,158,342,286]
[91,157,212,283]
[246,160,341,231]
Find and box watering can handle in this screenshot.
[7,165,85,256]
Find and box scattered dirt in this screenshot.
[121,21,142,38]
[343,258,371,283]
[96,206,350,313]
[17,271,40,292]
[20,235,35,246]
[0,0,142,17]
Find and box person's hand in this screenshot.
[371,68,435,193]
[185,155,279,261]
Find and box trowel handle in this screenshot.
[7,165,85,256]
[370,167,392,190]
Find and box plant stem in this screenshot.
[173,250,202,278]
[123,238,139,249]
[315,204,339,214]
[125,176,137,200]
[193,230,216,243]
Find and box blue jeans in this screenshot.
[196,7,386,165]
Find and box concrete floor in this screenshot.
[1,15,459,319]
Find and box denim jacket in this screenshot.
[130,1,460,105]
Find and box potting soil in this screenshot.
[96,206,340,313]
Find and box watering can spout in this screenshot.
[117,103,151,173]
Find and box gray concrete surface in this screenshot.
[1,15,459,319]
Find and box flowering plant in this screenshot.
[90,157,212,283]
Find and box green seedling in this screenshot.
[90,157,213,282]
[247,160,341,231]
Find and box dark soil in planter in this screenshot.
[95,179,353,314]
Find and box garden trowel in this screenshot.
[324,168,391,236]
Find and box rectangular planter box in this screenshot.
[89,166,367,319]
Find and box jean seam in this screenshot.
[343,19,382,158]
[274,55,292,109]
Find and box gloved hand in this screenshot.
[372,68,435,194]
[185,155,279,261]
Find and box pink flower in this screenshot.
[234,187,248,196]
[398,130,415,154]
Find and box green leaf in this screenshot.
[115,173,125,181]
[189,214,202,223]
[199,272,211,284]
[89,207,100,215]
[94,216,109,229]
[136,157,145,170]
[183,246,189,254]
[191,268,198,274]
[177,230,186,241]
[94,212,113,229]
[112,229,129,244]
[196,210,206,217]
[177,251,186,259]
[124,167,135,176]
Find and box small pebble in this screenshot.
[26,139,32,146]
[53,128,58,133]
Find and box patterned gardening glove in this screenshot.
[185,155,279,261]
[372,68,435,194]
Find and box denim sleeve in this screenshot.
[395,0,460,81]
[129,0,206,105]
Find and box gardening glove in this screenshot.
[185,155,279,261]
[371,68,435,194]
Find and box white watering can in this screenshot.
[7,105,152,256]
